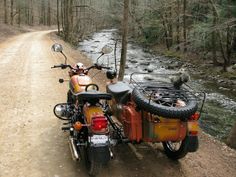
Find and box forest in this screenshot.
[1,0,236,71]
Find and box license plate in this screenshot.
[90,135,108,144]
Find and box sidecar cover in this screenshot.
[106,81,132,103]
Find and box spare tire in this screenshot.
[132,87,198,119]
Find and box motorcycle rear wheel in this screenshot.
[84,146,102,176]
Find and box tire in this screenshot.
[162,136,190,160]
[132,87,198,119]
[84,146,102,177]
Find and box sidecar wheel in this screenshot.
[162,136,191,160]
[132,87,198,119]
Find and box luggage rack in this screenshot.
[129,72,206,117]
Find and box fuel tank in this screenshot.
[69,74,92,94]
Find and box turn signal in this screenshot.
[73,121,83,131]
[91,116,108,133]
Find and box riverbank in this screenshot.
[149,44,236,98]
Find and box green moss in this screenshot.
[163,50,182,59]
[221,71,236,79]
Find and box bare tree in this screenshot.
[48,0,51,26]
[4,0,8,24]
[176,0,180,51]
[211,4,218,66]
[57,0,60,35]
[118,0,129,81]
[10,0,14,25]
[183,0,187,52]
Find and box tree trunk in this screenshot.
[161,14,170,50]
[118,0,129,81]
[18,8,21,27]
[61,0,65,33]
[69,0,74,36]
[168,6,173,47]
[226,0,232,66]
[30,0,34,25]
[4,0,8,24]
[43,0,46,25]
[183,0,187,52]
[57,0,60,35]
[48,1,51,26]
[176,0,180,51]
[227,122,236,149]
[209,0,228,71]
[130,0,137,36]
[10,0,14,25]
[16,1,21,27]
[64,0,70,41]
[212,7,218,65]
[27,0,30,25]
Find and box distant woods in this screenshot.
[56,0,115,43]
[0,0,112,42]
[0,0,58,26]
[112,0,236,71]
[1,0,236,70]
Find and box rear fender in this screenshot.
[83,105,104,124]
[88,145,110,165]
[187,136,199,152]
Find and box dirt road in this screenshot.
[0,31,236,177]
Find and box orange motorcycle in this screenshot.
[51,43,206,176]
[51,43,114,176]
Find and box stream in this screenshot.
[78,29,236,141]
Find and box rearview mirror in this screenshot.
[101,45,113,54]
[52,43,63,52]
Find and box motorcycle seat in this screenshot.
[76,92,112,101]
[107,82,132,104]
[107,82,131,95]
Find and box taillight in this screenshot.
[91,116,108,133]
[188,112,200,136]
[189,112,200,121]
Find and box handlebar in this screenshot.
[87,63,111,71]
[51,64,73,69]
[51,63,111,73]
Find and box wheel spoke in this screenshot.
[167,141,182,152]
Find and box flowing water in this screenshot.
[78,29,236,141]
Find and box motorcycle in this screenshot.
[51,43,115,176]
[51,43,206,176]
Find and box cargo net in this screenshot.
[129,72,206,114]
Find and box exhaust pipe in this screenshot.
[68,137,80,161]
[110,149,114,159]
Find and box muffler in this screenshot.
[68,137,80,161]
